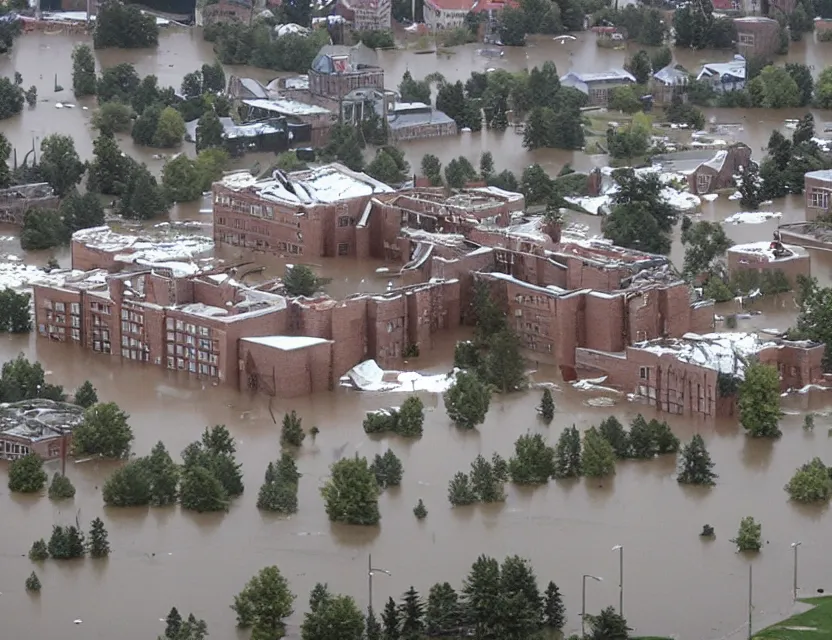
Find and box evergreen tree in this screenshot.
[461,555,501,639]
[739,362,782,438]
[586,606,631,640]
[258,453,300,513]
[396,396,424,437]
[599,416,629,458]
[47,525,69,559]
[39,133,85,197]
[676,434,717,486]
[320,455,380,525]
[508,433,556,484]
[482,329,527,392]
[738,163,762,210]
[117,163,169,220]
[382,597,399,640]
[499,555,543,637]
[538,388,555,423]
[88,517,110,558]
[472,280,506,344]
[650,419,680,454]
[553,426,582,478]
[25,571,41,592]
[301,592,365,640]
[29,538,48,561]
[398,587,425,640]
[443,371,491,430]
[582,427,616,477]
[165,607,183,639]
[73,380,98,408]
[366,607,382,640]
[180,466,229,512]
[309,582,330,612]
[148,441,180,506]
[371,449,404,489]
[102,458,152,506]
[413,499,427,519]
[425,582,461,636]
[66,525,85,558]
[48,472,76,500]
[470,454,505,502]
[72,401,133,458]
[420,154,442,186]
[448,472,476,506]
[627,414,656,459]
[281,410,306,446]
[88,132,133,195]
[543,581,566,629]
[8,453,47,493]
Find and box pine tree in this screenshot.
[281,410,305,447]
[371,449,404,489]
[366,607,382,640]
[443,371,491,429]
[25,571,41,592]
[398,587,425,640]
[47,525,69,559]
[382,597,400,640]
[500,555,543,637]
[413,499,427,519]
[738,163,762,210]
[66,525,85,558]
[731,516,762,552]
[482,329,527,392]
[508,433,556,484]
[650,419,680,454]
[396,396,424,437]
[543,580,566,629]
[739,362,782,438]
[48,472,76,500]
[677,434,717,486]
[425,582,461,636]
[538,388,555,423]
[29,539,49,561]
[165,607,182,639]
[73,380,98,408]
[88,517,110,558]
[470,454,505,502]
[448,472,476,506]
[599,416,629,458]
[627,414,656,459]
[553,426,582,478]
[582,427,616,477]
[461,555,501,639]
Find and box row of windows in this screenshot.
[120,309,144,323]
[218,233,304,255]
[121,336,148,349]
[121,321,142,335]
[43,300,80,314]
[166,332,214,350]
[93,340,111,354]
[122,348,149,362]
[90,302,111,315]
[166,343,219,364]
[165,319,211,336]
[166,357,219,377]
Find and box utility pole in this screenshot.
[791,542,802,601]
[60,432,68,476]
[748,564,753,640]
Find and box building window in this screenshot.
[55,302,65,312]
[738,33,754,45]
[338,243,350,256]
[166,317,174,330]
[810,188,829,209]
[639,366,649,381]
[338,215,350,227]
[70,302,79,314]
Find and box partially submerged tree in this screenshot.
[48,472,75,500]
[72,402,134,458]
[785,458,832,503]
[553,426,582,478]
[443,371,491,429]
[739,362,782,438]
[88,517,110,558]
[281,410,305,447]
[320,455,380,525]
[538,388,555,423]
[8,453,47,493]
[581,427,616,477]
[232,566,296,638]
[25,571,41,592]
[73,380,98,408]
[413,499,428,519]
[677,434,717,486]
[508,433,556,484]
[370,449,404,489]
[731,516,762,552]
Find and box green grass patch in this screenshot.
[753,596,832,640]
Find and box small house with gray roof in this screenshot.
[696,55,746,93]
[559,69,636,106]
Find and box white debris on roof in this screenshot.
[728,241,805,262]
[723,211,782,225]
[0,262,85,292]
[341,359,457,393]
[633,332,778,378]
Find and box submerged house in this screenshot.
[651,65,689,105]
[696,55,746,92]
[184,117,303,157]
[651,144,752,194]
[559,69,636,106]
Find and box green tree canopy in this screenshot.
[320,455,380,525]
[72,402,133,458]
[232,566,296,637]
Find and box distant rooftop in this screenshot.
[220,163,394,206]
[652,149,730,175]
[242,335,330,350]
[311,43,380,75]
[728,240,807,262]
[0,399,84,442]
[805,169,832,181]
[242,98,332,117]
[697,55,746,81]
[561,69,636,84]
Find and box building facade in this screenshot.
[559,70,637,106]
[335,0,392,31]
[423,0,473,29]
[804,169,832,220]
[733,17,780,59]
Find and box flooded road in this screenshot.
[0,27,832,640]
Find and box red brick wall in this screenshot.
[71,240,120,272]
[585,293,624,353]
[239,339,333,397]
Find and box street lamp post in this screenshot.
[612,545,623,616]
[581,574,603,637]
[368,554,391,613]
[748,564,753,640]
[791,542,802,601]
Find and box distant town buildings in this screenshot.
[651,145,752,195]
[335,0,392,31]
[696,55,746,93]
[803,169,832,219]
[0,400,84,461]
[423,0,474,30]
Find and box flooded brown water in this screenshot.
[1,27,832,640]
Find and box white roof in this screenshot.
[697,56,746,81]
[242,98,331,116]
[242,335,329,350]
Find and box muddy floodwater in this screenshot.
[1,27,832,640]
